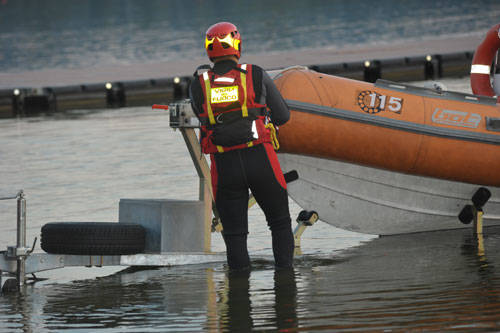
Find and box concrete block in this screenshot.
[119,199,205,253]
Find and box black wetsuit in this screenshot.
[190,60,294,269]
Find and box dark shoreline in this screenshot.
[0,35,482,117]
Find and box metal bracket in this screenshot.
[169,100,200,128]
[6,246,31,259]
[458,187,491,225]
[0,190,34,289]
[458,187,491,259]
[293,210,319,255]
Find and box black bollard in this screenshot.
[173,77,183,100]
[424,55,435,80]
[435,54,443,78]
[11,89,23,117]
[183,77,192,98]
[105,82,115,107]
[23,95,50,115]
[105,82,126,108]
[115,82,126,107]
[11,88,55,116]
[364,60,381,83]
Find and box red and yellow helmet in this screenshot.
[205,22,241,61]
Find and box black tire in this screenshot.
[41,222,146,255]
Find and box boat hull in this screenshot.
[274,68,500,186]
[279,153,500,235]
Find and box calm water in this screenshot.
[0,0,499,73]
[1,0,500,330]
[2,78,500,331]
[1,228,500,332]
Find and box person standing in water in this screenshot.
[189,22,294,269]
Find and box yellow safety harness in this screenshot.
[202,64,280,152]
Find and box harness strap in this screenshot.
[202,71,216,125]
[240,64,248,118]
[201,64,272,153]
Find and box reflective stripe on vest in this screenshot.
[199,64,273,154]
[240,64,248,118]
[202,71,216,125]
[202,64,249,125]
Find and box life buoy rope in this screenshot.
[470,23,500,102]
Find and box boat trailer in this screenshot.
[0,101,319,293]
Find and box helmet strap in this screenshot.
[212,55,239,64]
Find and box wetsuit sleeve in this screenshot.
[262,69,290,126]
[188,74,209,144]
[188,77,203,117]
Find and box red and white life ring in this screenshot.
[470,23,500,101]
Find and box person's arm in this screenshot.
[189,78,203,118]
[262,70,290,126]
[188,74,210,145]
[190,65,212,117]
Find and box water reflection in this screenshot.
[273,268,299,331]
[218,269,253,331]
[11,265,301,332]
[2,227,500,332]
[292,227,500,331]
[218,267,298,332]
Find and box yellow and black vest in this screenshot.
[198,64,274,154]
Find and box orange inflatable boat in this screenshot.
[274,68,500,187]
[269,24,500,235]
